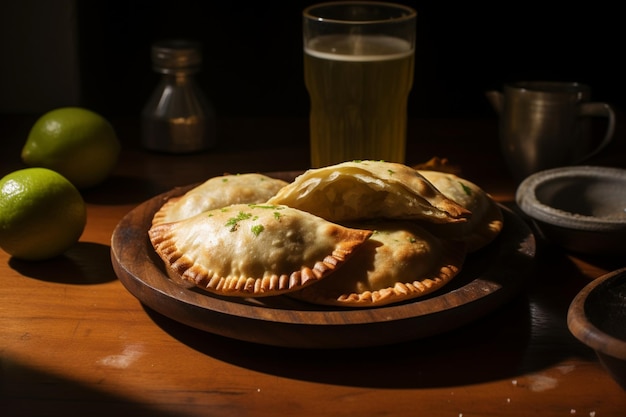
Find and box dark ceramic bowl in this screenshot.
[516,166,626,255]
[568,267,626,390]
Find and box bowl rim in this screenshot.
[567,267,626,360]
[516,165,626,231]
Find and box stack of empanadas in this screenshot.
[148,160,503,308]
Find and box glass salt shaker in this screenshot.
[141,39,216,153]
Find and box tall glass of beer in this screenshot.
[303,2,416,167]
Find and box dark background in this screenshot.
[75,0,626,120]
[2,1,625,120]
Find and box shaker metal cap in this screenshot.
[151,39,202,73]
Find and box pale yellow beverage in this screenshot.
[305,34,414,167]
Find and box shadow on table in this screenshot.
[1,360,182,417]
[8,242,117,285]
[143,295,530,389]
[142,244,598,389]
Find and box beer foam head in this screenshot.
[305,34,413,62]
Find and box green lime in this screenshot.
[0,168,87,261]
[22,107,120,189]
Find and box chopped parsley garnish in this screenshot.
[251,224,265,236]
[248,204,283,210]
[459,181,472,196]
[225,211,253,232]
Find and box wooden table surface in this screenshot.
[1,115,625,416]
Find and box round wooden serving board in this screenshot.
[111,174,536,349]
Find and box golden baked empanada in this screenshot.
[152,173,288,225]
[267,160,470,223]
[290,220,466,307]
[148,204,372,297]
[417,170,504,252]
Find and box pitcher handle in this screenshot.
[577,102,616,162]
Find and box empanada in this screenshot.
[417,170,504,252]
[152,173,288,225]
[267,160,470,223]
[148,204,372,297]
[290,220,466,307]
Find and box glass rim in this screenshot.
[303,1,416,25]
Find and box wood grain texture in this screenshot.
[2,117,626,417]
